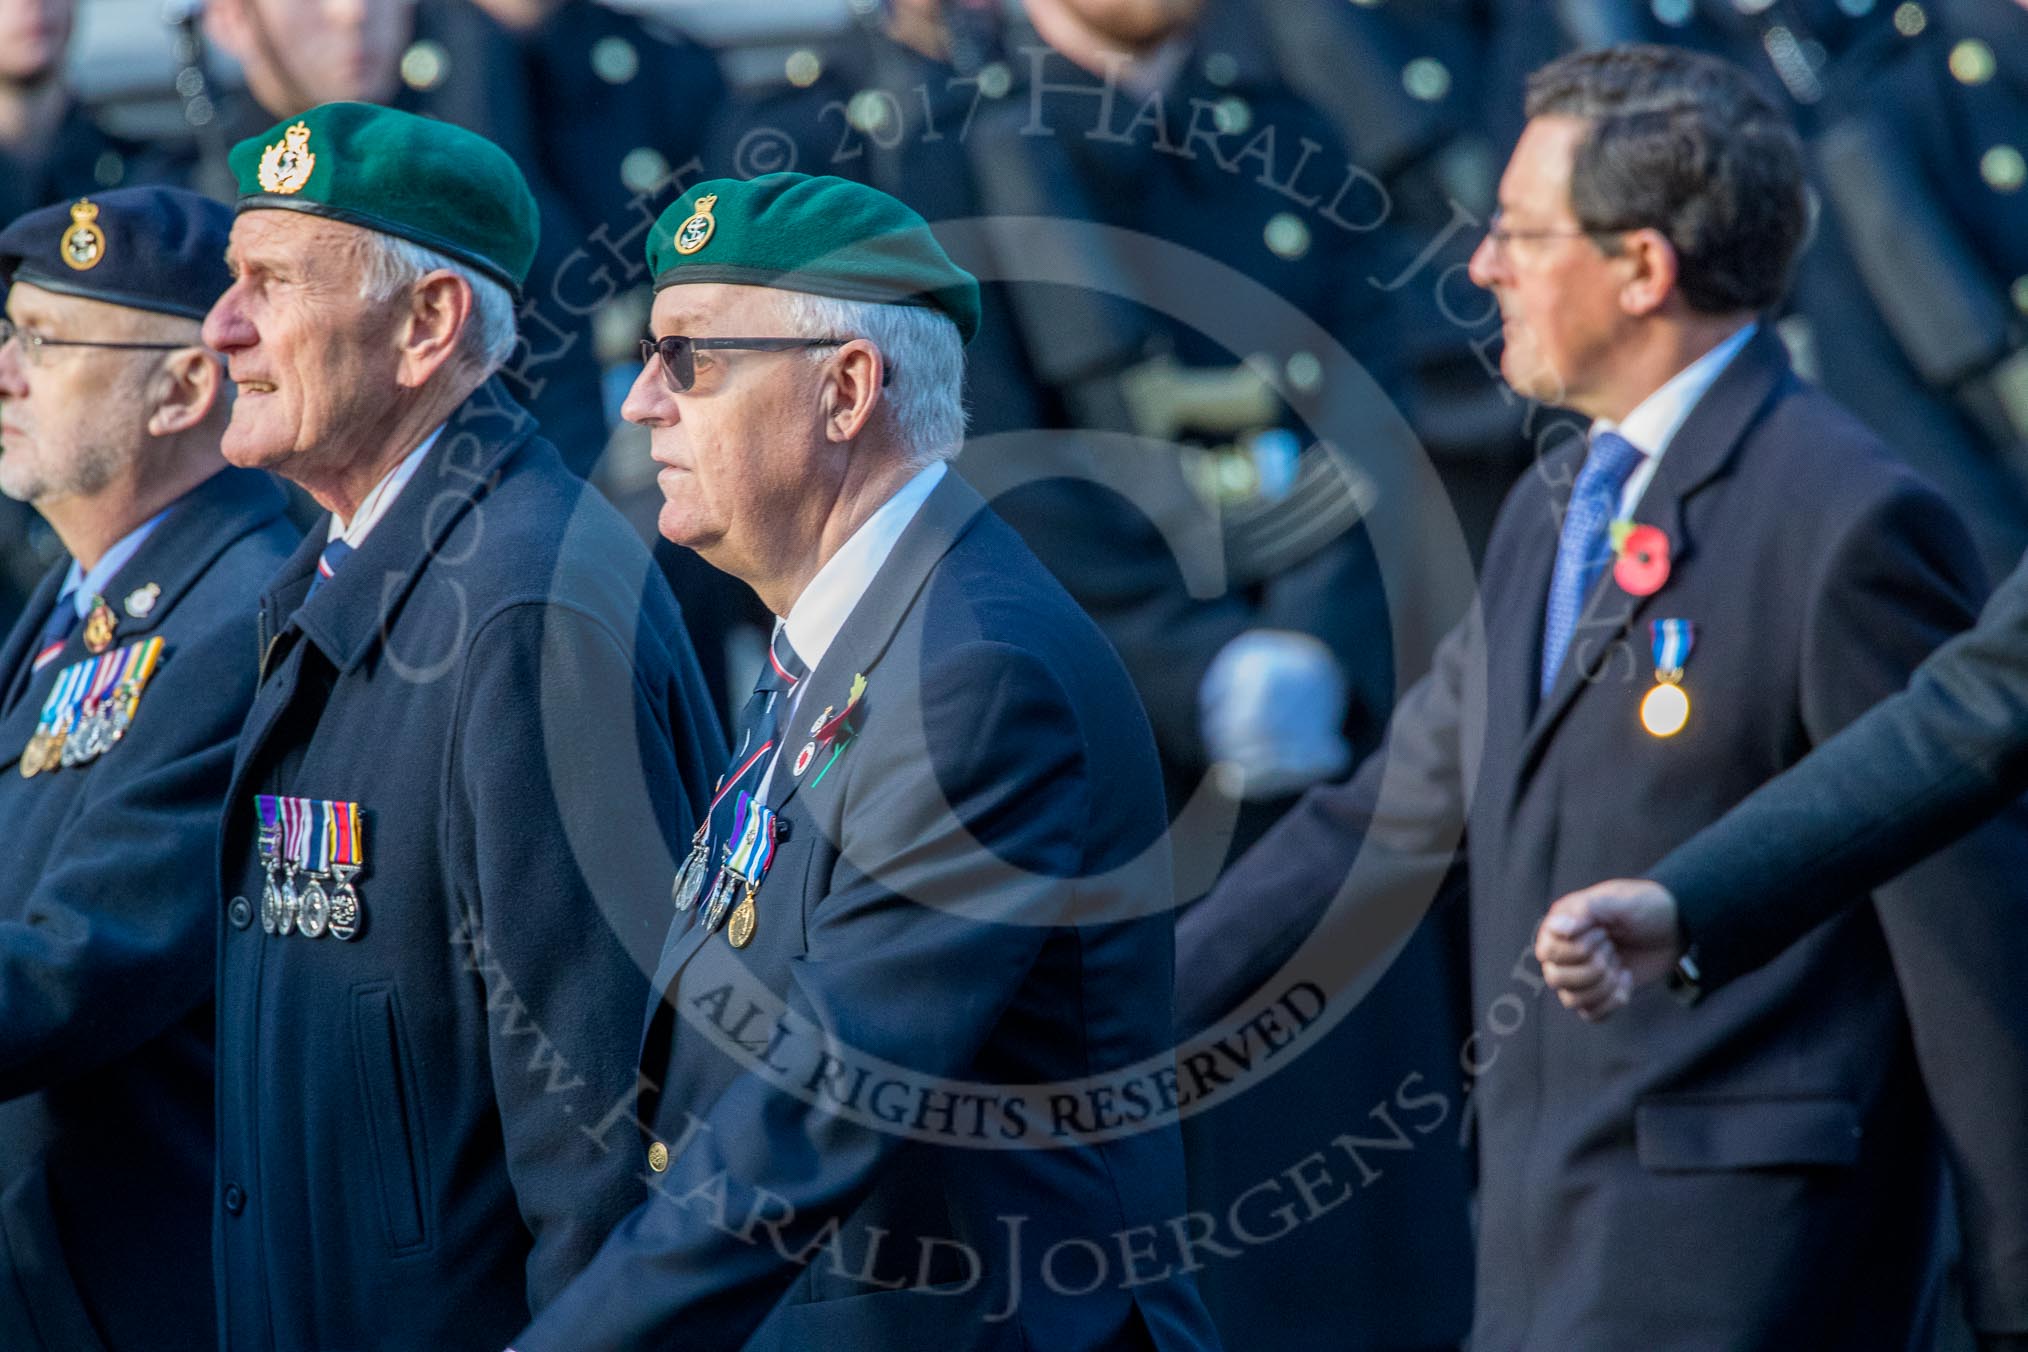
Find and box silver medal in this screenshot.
[298,874,330,938]
[328,864,363,941]
[278,864,299,936]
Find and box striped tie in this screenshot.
[30,592,79,674]
[700,626,807,868]
[306,537,354,599]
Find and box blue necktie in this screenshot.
[1540,430,1647,696]
[30,590,79,673]
[306,537,354,599]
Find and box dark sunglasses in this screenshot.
[637,335,848,393]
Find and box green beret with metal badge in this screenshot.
[646,173,981,344]
[227,101,538,293]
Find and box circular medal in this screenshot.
[793,742,816,777]
[727,890,757,948]
[261,876,281,934]
[298,878,330,938]
[1640,680,1691,738]
[278,871,298,936]
[19,733,46,778]
[328,885,362,941]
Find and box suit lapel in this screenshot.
[640,471,992,1042]
[0,566,68,731]
[764,471,988,822]
[1508,329,1793,804]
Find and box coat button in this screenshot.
[647,1141,669,1173]
[223,1183,246,1215]
[227,895,252,930]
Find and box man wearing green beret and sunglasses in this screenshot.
[512,172,1221,1352]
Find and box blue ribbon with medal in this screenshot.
[703,789,779,948]
[1641,618,1696,738]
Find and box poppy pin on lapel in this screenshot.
[1613,522,1671,598]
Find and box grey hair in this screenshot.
[355,233,519,377]
[772,290,967,464]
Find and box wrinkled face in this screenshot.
[203,212,405,480]
[0,284,166,505]
[623,283,834,580]
[0,0,70,84]
[1468,115,1629,410]
[211,0,409,113]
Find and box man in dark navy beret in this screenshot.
[198,102,724,1350]
[0,184,299,1350]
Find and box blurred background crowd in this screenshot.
[2,0,2025,1344]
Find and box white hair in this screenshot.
[772,290,968,464]
[355,233,519,377]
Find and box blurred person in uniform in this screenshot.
[199,103,721,1348]
[709,4,1477,1350]
[0,0,198,628]
[199,0,612,472]
[0,185,298,1350]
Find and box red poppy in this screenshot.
[1615,524,1671,597]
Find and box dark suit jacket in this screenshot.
[1178,330,2028,1345]
[514,472,1222,1352]
[211,384,722,1350]
[0,468,296,1352]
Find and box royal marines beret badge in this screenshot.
[60,200,104,271]
[258,121,318,196]
[673,193,717,256]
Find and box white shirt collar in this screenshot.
[780,461,947,676]
[63,509,169,616]
[325,423,445,548]
[1592,321,1757,517]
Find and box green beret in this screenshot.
[229,102,538,293]
[647,174,980,344]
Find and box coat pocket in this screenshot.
[1636,1094,1863,1172]
[350,983,431,1252]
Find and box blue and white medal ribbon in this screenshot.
[1641,619,1696,738]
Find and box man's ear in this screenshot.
[1617,227,1680,318]
[203,0,252,60]
[823,338,885,443]
[394,270,474,389]
[144,348,225,438]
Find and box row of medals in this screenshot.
[20,678,142,777]
[673,836,760,949]
[257,826,364,940]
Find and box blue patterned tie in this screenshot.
[1540,429,1647,696]
[306,537,354,599]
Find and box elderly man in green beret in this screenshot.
[511,172,1220,1352]
[199,101,723,1350]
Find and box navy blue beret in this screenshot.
[0,186,234,322]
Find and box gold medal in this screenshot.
[19,732,47,778]
[83,598,116,654]
[1640,679,1690,738]
[727,886,757,948]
